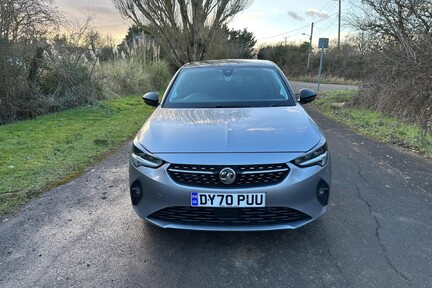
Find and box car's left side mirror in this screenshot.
[143,92,160,107]
[298,88,317,104]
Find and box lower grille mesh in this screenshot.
[148,207,311,226]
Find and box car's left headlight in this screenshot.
[131,143,164,168]
[293,138,328,167]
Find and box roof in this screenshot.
[182,59,276,68]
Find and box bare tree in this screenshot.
[1,0,60,122]
[0,0,60,41]
[347,0,432,130]
[349,0,431,41]
[113,0,252,68]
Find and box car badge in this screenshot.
[219,167,236,185]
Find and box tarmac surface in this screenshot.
[290,80,359,92]
[1,82,431,288]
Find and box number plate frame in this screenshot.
[190,192,266,208]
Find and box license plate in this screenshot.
[190,192,266,208]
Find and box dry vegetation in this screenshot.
[258,36,368,82]
[1,0,256,124]
[350,0,432,132]
[0,1,170,124]
[259,0,431,132]
[2,0,430,132]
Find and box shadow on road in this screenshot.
[123,217,346,287]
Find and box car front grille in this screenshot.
[167,163,289,188]
[148,207,311,226]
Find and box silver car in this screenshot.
[129,60,330,231]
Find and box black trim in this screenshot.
[149,207,311,226]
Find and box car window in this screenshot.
[163,66,295,108]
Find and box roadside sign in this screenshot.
[318,38,329,49]
[317,38,329,91]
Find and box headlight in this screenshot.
[131,143,164,168]
[293,138,328,167]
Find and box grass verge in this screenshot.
[289,75,361,86]
[0,95,154,215]
[312,90,432,157]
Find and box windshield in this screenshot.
[162,66,295,108]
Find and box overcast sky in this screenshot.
[56,0,351,46]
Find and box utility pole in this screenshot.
[307,22,314,70]
[338,0,341,49]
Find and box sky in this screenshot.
[56,0,352,47]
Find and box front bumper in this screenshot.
[129,153,331,231]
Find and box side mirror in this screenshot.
[143,92,159,107]
[298,88,317,104]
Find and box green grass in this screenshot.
[0,95,154,215]
[312,90,432,157]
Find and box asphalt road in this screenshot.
[291,81,358,92]
[1,83,431,288]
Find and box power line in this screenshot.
[310,0,333,22]
[309,0,338,23]
[318,1,344,48]
[319,16,338,33]
[320,20,338,34]
[257,12,338,41]
[307,13,338,26]
[257,24,311,40]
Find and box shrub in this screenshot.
[258,40,367,81]
[0,37,102,124]
[0,38,39,122]
[352,35,432,132]
[0,33,171,124]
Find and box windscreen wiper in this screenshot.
[213,105,249,108]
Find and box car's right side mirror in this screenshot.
[143,92,160,107]
[298,88,317,104]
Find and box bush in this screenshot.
[0,34,171,124]
[352,34,432,132]
[345,0,432,132]
[0,41,60,122]
[0,38,102,124]
[257,40,367,81]
[258,43,309,76]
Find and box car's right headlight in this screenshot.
[293,138,328,167]
[131,143,164,168]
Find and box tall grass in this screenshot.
[96,35,170,97]
[98,60,170,97]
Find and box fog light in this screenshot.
[316,180,329,206]
[130,181,143,206]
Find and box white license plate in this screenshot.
[190,192,266,208]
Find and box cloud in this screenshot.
[305,9,329,19]
[287,11,304,21]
